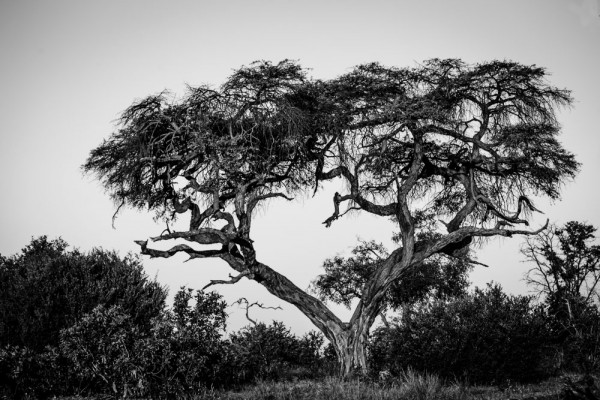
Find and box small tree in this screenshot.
[522,221,600,370]
[227,321,324,382]
[85,59,578,376]
[523,221,600,311]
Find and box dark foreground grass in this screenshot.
[195,371,571,400]
[58,371,586,400]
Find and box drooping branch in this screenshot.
[247,192,294,215]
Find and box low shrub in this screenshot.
[226,321,325,383]
[369,284,555,384]
[59,288,229,399]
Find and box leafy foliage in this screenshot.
[0,236,167,351]
[60,288,229,398]
[59,305,142,397]
[227,321,325,383]
[312,240,471,311]
[0,236,166,399]
[0,345,68,400]
[369,284,554,384]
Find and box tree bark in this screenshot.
[331,327,370,377]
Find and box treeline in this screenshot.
[1,229,599,399]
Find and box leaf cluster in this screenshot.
[312,240,471,310]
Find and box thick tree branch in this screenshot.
[135,240,227,260]
[150,229,229,245]
[423,219,549,261]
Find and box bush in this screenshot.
[0,345,70,400]
[0,236,167,399]
[60,288,230,399]
[0,236,166,351]
[547,296,600,372]
[226,321,325,383]
[369,284,554,384]
[137,288,230,397]
[59,305,142,398]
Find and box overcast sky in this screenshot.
[1,0,599,334]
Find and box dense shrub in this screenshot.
[59,305,142,397]
[546,295,600,372]
[226,321,325,383]
[137,288,230,396]
[59,288,229,399]
[0,236,167,351]
[0,236,167,399]
[0,345,70,400]
[369,284,554,384]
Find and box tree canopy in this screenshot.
[84,59,578,375]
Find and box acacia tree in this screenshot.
[85,59,578,376]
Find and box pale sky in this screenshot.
[1,0,599,334]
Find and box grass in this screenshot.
[194,371,573,400]
[55,371,592,399]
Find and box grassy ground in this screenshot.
[57,371,591,399]
[195,372,573,400]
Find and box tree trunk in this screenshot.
[330,323,371,377]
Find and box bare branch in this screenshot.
[150,228,229,244]
[423,219,549,260]
[135,240,227,260]
[202,271,252,291]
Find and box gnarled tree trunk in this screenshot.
[330,325,370,376]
